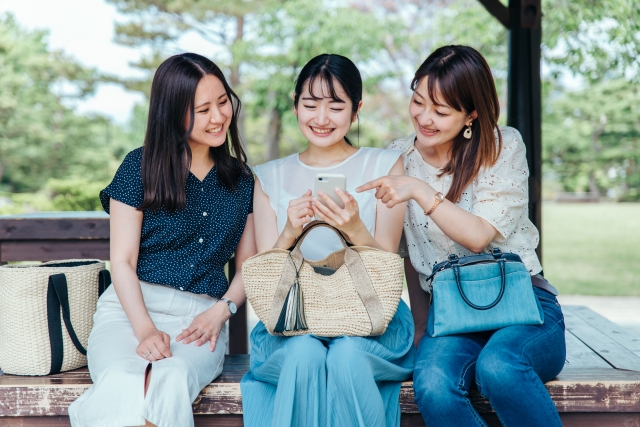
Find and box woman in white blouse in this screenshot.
[357,45,566,427]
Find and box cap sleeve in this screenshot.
[253,160,281,215]
[472,127,529,241]
[375,148,404,177]
[99,148,144,214]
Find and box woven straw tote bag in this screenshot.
[0,260,110,376]
[243,221,404,337]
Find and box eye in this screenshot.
[304,105,316,109]
[219,98,228,106]
[198,108,209,114]
[412,99,423,106]
[330,108,344,112]
[435,111,447,117]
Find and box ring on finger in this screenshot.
[144,350,151,358]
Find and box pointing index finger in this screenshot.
[356,178,384,193]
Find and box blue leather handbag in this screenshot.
[427,248,544,337]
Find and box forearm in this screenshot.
[415,190,495,253]
[345,223,385,251]
[110,260,155,339]
[223,270,246,309]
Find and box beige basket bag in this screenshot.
[243,221,404,337]
[0,260,111,376]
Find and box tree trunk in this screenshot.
[231,16,245,143]
[266,107,282,161]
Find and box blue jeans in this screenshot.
[413,286,566,427]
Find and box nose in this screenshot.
[418,108,434,126]
[209,106,225,124]
[315,106,330,126]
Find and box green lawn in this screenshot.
[542,203,640,296]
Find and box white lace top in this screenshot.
[389,126,542,292]
[254,147,402,261]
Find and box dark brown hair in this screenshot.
[411,45,502,203]
[139,53,249,213]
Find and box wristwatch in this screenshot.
[425,192,445,216]
[219,297,237,317]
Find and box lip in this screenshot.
[310,126,335,137]
[205,125,224,136]
[418,125,439,137]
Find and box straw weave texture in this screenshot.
[243,247,403,337]
[0,260,104,375]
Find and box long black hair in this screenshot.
[139,53,249,213]
[293,54,362,146]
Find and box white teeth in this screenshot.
[206,126,222,133]
[311,127,332,134]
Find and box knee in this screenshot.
[283,335,326,371]
[326,338,367,377]
[475,349,521,397]
[412,363,458,411]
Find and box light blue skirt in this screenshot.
[241,300,415,427]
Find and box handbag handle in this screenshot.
[452,259,506,310]
[289,220,352,251]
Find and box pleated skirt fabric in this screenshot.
[240,300,415,427]
[69,281,228,427]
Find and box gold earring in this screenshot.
[463,122,472,139]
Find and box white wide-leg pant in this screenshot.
[69,281,228,427]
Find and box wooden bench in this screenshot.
[2,214,640,426]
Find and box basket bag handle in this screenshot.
[270,221,387,336]
[47,269,111,374]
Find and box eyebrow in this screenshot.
[195,93,228,109]
[415,89,451,108]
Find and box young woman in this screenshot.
[241,54,415,427]
[358,45,566,427]
[68,53,256,427]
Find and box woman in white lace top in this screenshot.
[358,45,566,427]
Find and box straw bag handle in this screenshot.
[289,220,352,251]
[272,221,387,335]
[47,270,111,374]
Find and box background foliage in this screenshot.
[0,0,639,212]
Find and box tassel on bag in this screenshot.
[274,255,308,333]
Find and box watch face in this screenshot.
[228,301,237,315]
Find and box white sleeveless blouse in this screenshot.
[254,147,403,261]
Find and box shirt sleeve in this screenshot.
[472,128,530,241]
[99,148,144,214]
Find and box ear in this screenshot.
[468,110,478,125]
[352,100,363,123]
[293,93,298,116]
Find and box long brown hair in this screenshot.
[411,45,502,203]
[140,53,249,213]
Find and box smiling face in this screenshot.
[410,76,477,150]
[294,77,361,149]
[186,74,233,149]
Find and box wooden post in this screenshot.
[227,259,248,354]
[507,0,543,262]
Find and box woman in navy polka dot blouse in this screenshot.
[69,53,256,427]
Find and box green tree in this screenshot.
[543,79,640,199]
[0,14,113,193]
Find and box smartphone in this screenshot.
[314,173,347,216]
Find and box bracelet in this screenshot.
[424,192,445,216]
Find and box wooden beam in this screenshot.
[476,0,510,28]
[0,240,110,262]
[507,0,542,262]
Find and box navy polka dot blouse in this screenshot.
[99,147,254,298]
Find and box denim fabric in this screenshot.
[429,262,543,337]
[414,287,566,427]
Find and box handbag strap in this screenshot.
[98,269,111,297]
[47,273,88,374]
[289,220,352,251]
[453,258,507,310]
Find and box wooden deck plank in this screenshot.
[0,240,110,262]
[563,308,640,372]
[564,329,611,368]
[565,305,640,358]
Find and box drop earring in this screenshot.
[463,122,473,139]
